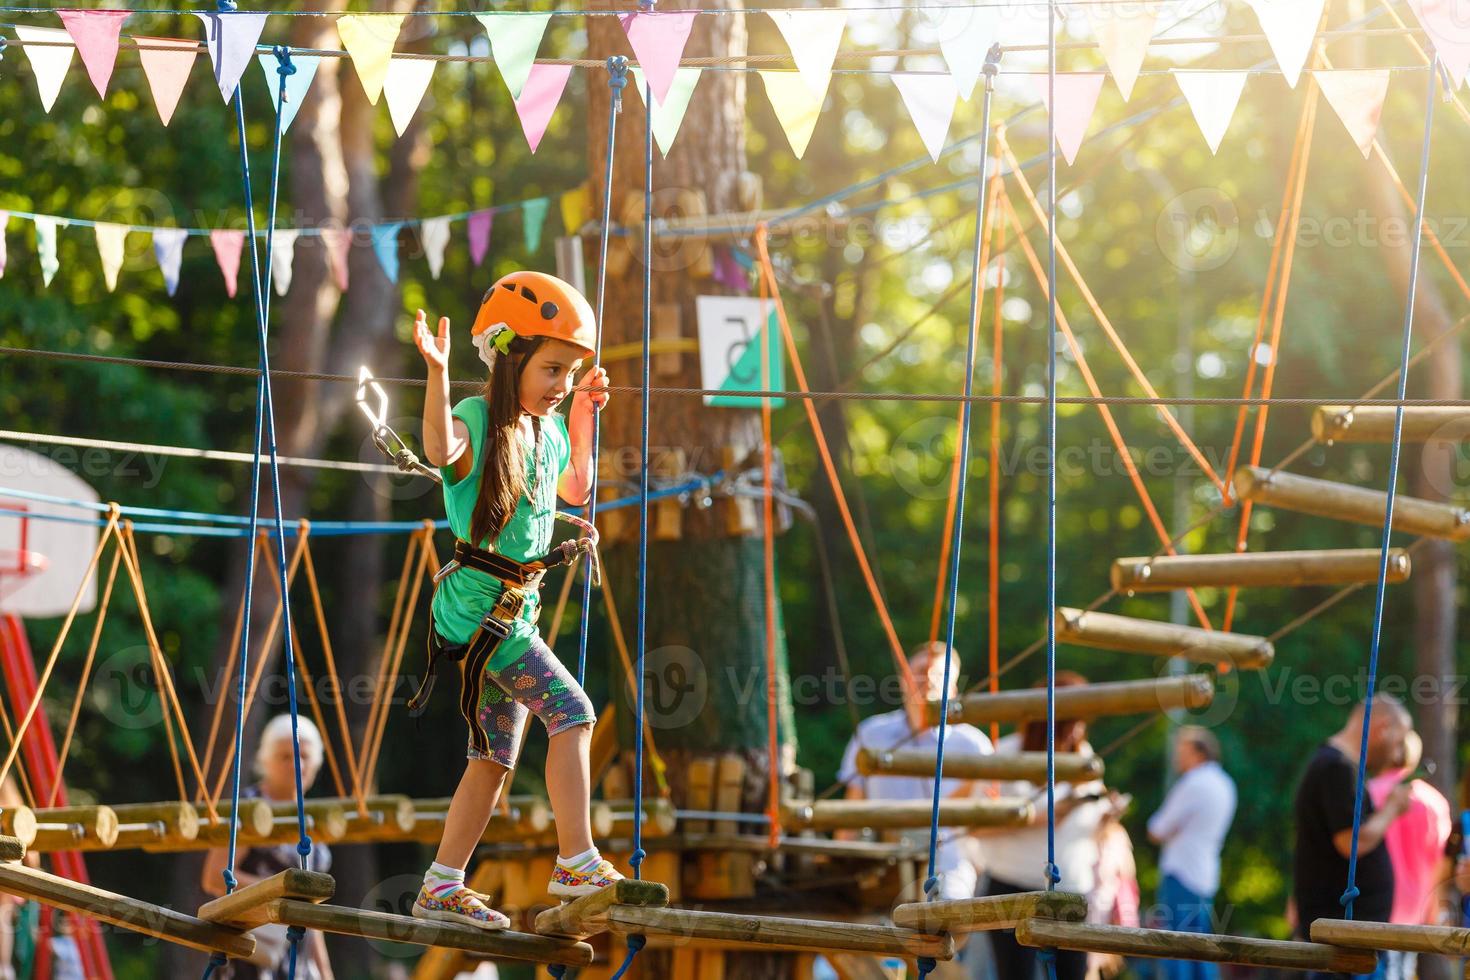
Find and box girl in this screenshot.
[411,271,619,930]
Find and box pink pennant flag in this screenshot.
[137,36,198,126]
[1031,72,1106,165]
[1408,0,1470,89]
[57,9,129,98]
[619,10,698,105]
[1316,69,1390,157]
[210,229,244,298]
[512,63,571,153]
[468,210,493,267]
[320,228,350,291]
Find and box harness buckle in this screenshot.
[433,559,461,585]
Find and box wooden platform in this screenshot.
[1312,405,1470,444]
[607,905,955,959]
[855,748,1103,784]
[1111,549,1411,592]
[1056,607,1274,669]
[1235,465,1470,541]
[535,878,669,940]
[0,859,255,957]
[198,869,336,929]
[893,891,1087,934]
[929,675,1215,727]
[1017,919,1378,974]
[1310,918,1470,956]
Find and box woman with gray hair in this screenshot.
[201,715,334,980]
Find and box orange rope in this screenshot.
[0,695,36,810]
[753,225,925,732]
[928,405,966,648]
[988,174,1007,749]
[594,563,671,799]
[197,537,256,798]
[759,258,784,850]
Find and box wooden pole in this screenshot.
[0,808,36,847]
[780,798,1032,831]
[1056,607,1274,668]
[1312,405,1470,444]
[30,806,117,848]
[607,906,956,959]
[1310,919,1470,956]
[107,801,199,841]
[198,869,335,929]
[930,675,1215,727]
[855,749,1103,784]
[1235,465,1470,541]
[893,891,1087,934]
[534,879,669,940]
[1017,920,1378,973]
[1111,549,1411,592]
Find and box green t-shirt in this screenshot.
[431,396,572,671]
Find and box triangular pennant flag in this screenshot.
[1087,2,1157,100]
[1316,69,1390,157]
[891,72,959,163]
[0,212,8,279]
[269,229,297,297]
[932,5,1001,101]
[371,223,401,283]
[768,10,847,98]
[618,10,699,105]
[94,222,127,292]
[34,217,60,288]
[336,14,404,105]
[1407,0,1470,89]
[421,217,450,280]
[758,70,831,159]
[522,198,550,254]
[193,12,269,103]
[474,13,553,100]
[151,227,186,297]
[57,9,129,99]
[320,228,350,292]
[560,186,590,237]
[630,66,701,156]
[383,57,434,137]
[137,37,197,126]
[1246,0,1326,88]
[15,27,76,113]
[1174,70,1248,154]
[468,210,493,267]
[258,51,320,133]
[1030,72,1106,165]
[512,64,571,153]
[210,229,244,298]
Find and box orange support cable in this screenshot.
[759,257,783,850]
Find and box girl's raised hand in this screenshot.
[413,309,451,373]
[573,365,610,418]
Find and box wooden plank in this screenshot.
[1056,607,1274,669]
[1235,465,1470,541]
[265,899,593,966]
[199,869,336,929]
[1111,549,1411,592]
[607,906,955,959]
[781,798,1032,831]
[1017,920,1378,974]
[1312,405,1470,444]
[1310,918,1470,956]
[31,806,118,848]
[930,676,1215,727]
[0,860,255,957]
[534,878,669,939]
[684,757,717,834]
[893,891,1087,933]
[713,754,745,835]
[856,749,1103,784]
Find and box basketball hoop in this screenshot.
[0,448,100,618]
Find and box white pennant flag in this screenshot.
[270,229,298,297]
[768,10,847,97]
[420,217,450,280]
[95,222,128,292]
[1088,2,1158,101]
[892,73,959,163]
[15,27,76,113]
[34,216,60,288]
[1316,69,1391,157]
[1247,0,1326,88]
[152,228,186,297]
[383,57,435,137]
[933,5,1001,101]
[1174,70,1248,154]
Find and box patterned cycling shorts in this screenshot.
[465,634,597,767]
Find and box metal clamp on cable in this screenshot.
[356,366,444,484]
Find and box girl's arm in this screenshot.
[414,310,473,482]
[559,365,610,505]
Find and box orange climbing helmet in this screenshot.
[470,271,596,361]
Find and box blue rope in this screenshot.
[1340,53,1438,922]
[575,55,629,687]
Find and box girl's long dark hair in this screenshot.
[469,334,546,547]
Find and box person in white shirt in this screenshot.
[1147,725,1238,980]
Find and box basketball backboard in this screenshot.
[0,445,99,618]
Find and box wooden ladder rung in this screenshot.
[780,798,1032,832]
[1017,919,1377,974]
[856,749,1103,784]
[893,891,1087,934]
[607,906,955,960]
[1310,918,1470,956]
[198,869,336,929]
[1313,405,1470,445]
[1056,606,1274,668]
[929,675,1215,727]
[535,879,670,939]
[1111,549,1411,592]
[1235,465,1470,541]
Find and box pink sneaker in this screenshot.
[548,858,625,898]
[411,883,510,931]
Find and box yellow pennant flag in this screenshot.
[758,70,829,159]
[336,14,404,105]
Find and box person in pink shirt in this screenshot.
[1367,730,1452,980]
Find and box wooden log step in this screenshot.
[263,898,593,966]
[1056,607,1274,669]
[1311,919,1470,956]
[195,799,275,837]
[605,798,677,838]
[930,675,1215,727]
[29,823,86,852]
[780,798,1032,831]
[1235,466,1470,540]
[1312,405,1470,445]
[112,822,168,848]
[31,806,118,848]
[893,891,1087,934]
[142,815,317,853]
[311,795,415,833]
[0,860,255,957]
[1017,920,1377,974]
[608,906,954,959]
[0,808,36,848]
[199,869,336,929]
[266,802,348,841]
[535,878,670,940]
[1111,549,1410,592]
[108,801,200,841]
[856,748,1103,784]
